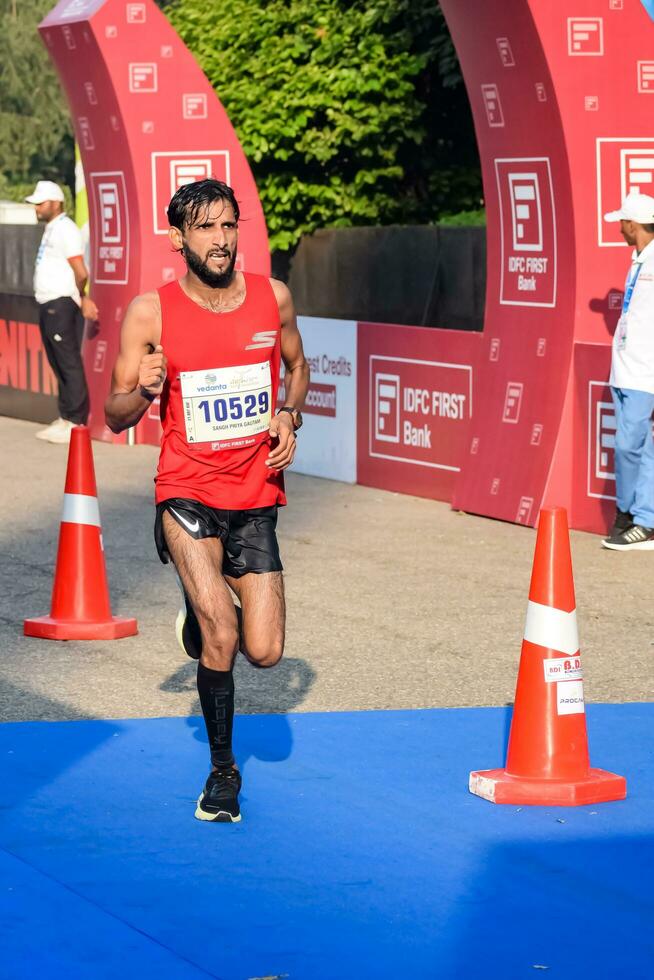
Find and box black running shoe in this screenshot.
[195,767,242,822]
[608,508,633,537]
[602,524,654,550]
[175,589,202,660]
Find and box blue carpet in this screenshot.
[0,704,653,979]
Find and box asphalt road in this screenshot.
[1,415,652,723]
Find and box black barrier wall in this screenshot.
[0,225,59,424]
[288,225,486,331]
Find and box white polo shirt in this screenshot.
[611,237,654,394]
[33,212,84,306]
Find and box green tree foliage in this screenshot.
[164,0,481,251]
[0,0,73,194]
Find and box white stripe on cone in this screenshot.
[61,493,101,528]
[523,600,579,655]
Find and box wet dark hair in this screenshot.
[643,223,654,233]
[167,178,240,232]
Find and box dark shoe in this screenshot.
[602,524,654,550]
[608,508,633,537]
[195,766,242,822]
[175,589,202,660]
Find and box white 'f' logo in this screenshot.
[246,330,277,350]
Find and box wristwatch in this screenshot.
[277,406,303,431]
[138,385,157,403]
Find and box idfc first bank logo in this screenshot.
[369,357,471,472]
[495,158,557,308]
[597,139,654,246]
[588,382,616,500]
[89,172,129,284]
[151,151,231,234]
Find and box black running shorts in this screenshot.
[155,498,283,577]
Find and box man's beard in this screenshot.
[182,241,237,288]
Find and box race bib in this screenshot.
[180,361,272,449]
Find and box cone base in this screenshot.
[469,767,627,806]
[24,616,138,641]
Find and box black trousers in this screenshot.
[38,296,89,425]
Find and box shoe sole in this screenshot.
[174,607,185,654]
[175,607,202,660]
[174,567,202,659]
[194,791,241,823]
[602,539,654,551]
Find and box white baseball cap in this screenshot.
[24,180,65,204]
[604,191,654,224]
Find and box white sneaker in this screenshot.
[35,418,75,444]
[36,417,64,440]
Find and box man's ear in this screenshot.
[168,226,184,253]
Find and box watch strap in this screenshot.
[277,406,299,430]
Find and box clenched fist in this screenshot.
[81,296,99,322]
[138,344,167,397]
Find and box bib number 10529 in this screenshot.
[196,390,270,424]
[180,361,272,448]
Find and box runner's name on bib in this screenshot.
[180,361,272,448]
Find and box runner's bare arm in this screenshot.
[274,279,310,411]
[104,292,164,433]
[267,279,310,470]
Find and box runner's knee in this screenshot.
[198,617,239,666]
[245,637,284,669]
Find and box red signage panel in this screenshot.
[357,323,481,501]
[496,158,557,307]
[369,358,470,469]
[89,171,129,284]
[572,343,615,534]
[587,382,617,501]
[277,380,336,418]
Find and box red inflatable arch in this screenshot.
[441,0,654,531]
[40,0,270,445]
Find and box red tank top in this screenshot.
[155,274,286,510]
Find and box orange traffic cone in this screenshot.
[469,507,626,806]
[24,426,138,641]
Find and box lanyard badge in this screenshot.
[616,263,642,351]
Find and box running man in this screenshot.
[105,179,309,822]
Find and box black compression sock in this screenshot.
[197,662,235,769]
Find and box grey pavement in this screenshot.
[0,415,652,723]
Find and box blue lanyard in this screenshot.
[622,262,642,314]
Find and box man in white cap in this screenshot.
[26,180,99,444]
[602,191,654,550]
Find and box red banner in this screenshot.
[357,323,481,501]
[440,0,653,528]
[0,319,57,395]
